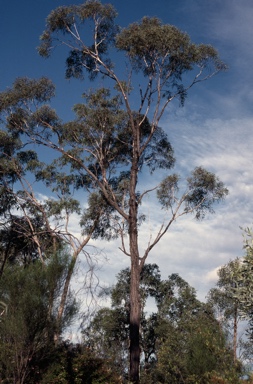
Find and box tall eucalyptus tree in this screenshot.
[0,1,228,381]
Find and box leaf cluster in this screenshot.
[39,1,118,80]
[157,167,228,220]
[0,77,55,112]
[116,17,220,73]
[185,166,228,219]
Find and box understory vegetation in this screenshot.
[1,242,253,382]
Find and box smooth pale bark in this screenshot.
[54,256,76,344]
[54,231,95,344]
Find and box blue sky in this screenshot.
[1,0,253,303]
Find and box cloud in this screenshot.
[205,267,220,283]
[207,1,253,53]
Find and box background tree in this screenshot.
[0,2,228,382]
[155,305,240,384]
[207,258,245,363]
[207,228,253,368]
[82,265,240,384]
[0,81,109,341]
[0,129,60,271]
[82,264,161,379]
[226,227,253,365]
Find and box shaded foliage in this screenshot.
[40,341,121,384]
[0,253,78,384]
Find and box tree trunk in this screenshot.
[129,253,141,383]
[128,179,141,383]
[54,256,76,344]
[128,121,141,383]
[233,304,238,363]
[54,234,92,343]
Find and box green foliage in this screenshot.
[82,265,240,383]
[185,166,229,219]
[40,342,121,384]
[0,253,78,383]
[146,302,240,384]
[206,230,253,369]
[111,263,161,310]
[82,264,162,379]
[156,167,228,219]
[61,88,175,178]
[208,258,244,321]
[80,192,120,240]
[229,228,253,343]
[0,216,49,265]
[157,174,179,208]
[39,1,118,79]
[0,77,55,111]
[116,16,226,105]
[83,306,129,378]
[38,1,226,102]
